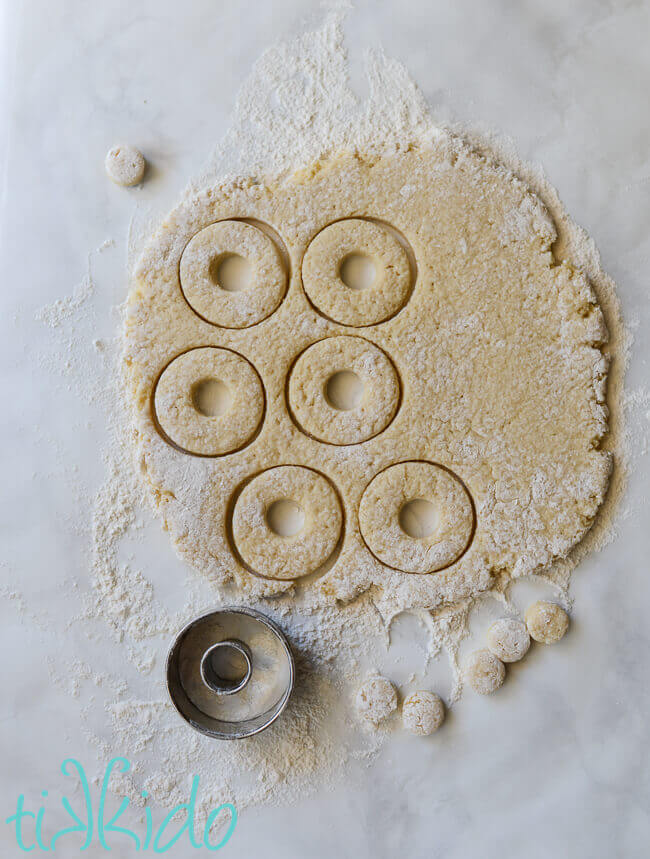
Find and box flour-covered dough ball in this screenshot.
[356,675,398,724]
[402,691,445,736]
[525,601,569,644]
[465,649,505,694]
[105,144,145,186]
[486,618,530,662]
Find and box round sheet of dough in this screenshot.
[231,466,343,580]
[301,218,412,326]
[126,144,612,604]
[359,461,475,573]
[287,335,400,445]
[180,220,287,328]
[153,347,265,456]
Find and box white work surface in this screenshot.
[1,1,649,857]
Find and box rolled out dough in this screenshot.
[124,140,611,608]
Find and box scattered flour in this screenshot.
[8,6,634,819]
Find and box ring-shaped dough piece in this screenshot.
[180,220,287,328]
[359,461,475,574]
[287,336,401,445]
[153,347,265,456]
[231,466,343,580]
[302,219,412,326]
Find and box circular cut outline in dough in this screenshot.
[151,346,266,457]
[179,218,289,329]
[358,460,476,574]
[286,334,402,446]
[301,216,417,327]
[228,465,344,581]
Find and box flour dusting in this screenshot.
[13,8,631,820]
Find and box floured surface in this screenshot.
[125,140,611,611]
[5,5,635,831]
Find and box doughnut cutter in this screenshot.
[166,607,295,739]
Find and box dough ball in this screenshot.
[355,675,397,724]
[105,144,145,186]
[486,618,530,662]
[465,648,505,694]
[402,691,445,736]
[525,600,569,644]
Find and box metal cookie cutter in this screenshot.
[166,607,295,739]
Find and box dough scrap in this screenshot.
[302,218,412,326]
[486,618,530,662]
[525,600,570,644]
[124,141,611,605]
[402,691,445,735]
[105,144,145,186]
[465,648,505,694]
[355,675,398,724]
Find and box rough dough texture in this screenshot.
[180,220,286,328]
[288,335,400,444]
[153,347,264,456]
[124,142,611,604]
[355,675,398,724]
[302,218,412,326]
[105,144,145,186]
[402,691,445,735]
[486,618,531,662]
[525,600,570,644]
[465,648,506,694]
[231,465,342,580]
[359,461,475,573]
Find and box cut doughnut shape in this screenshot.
[287,335,401,445]
[359,461,475,573]
[230,466,343,580]
[302,218,414,326]
[180,220,287,328]
[153,347,265,456]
